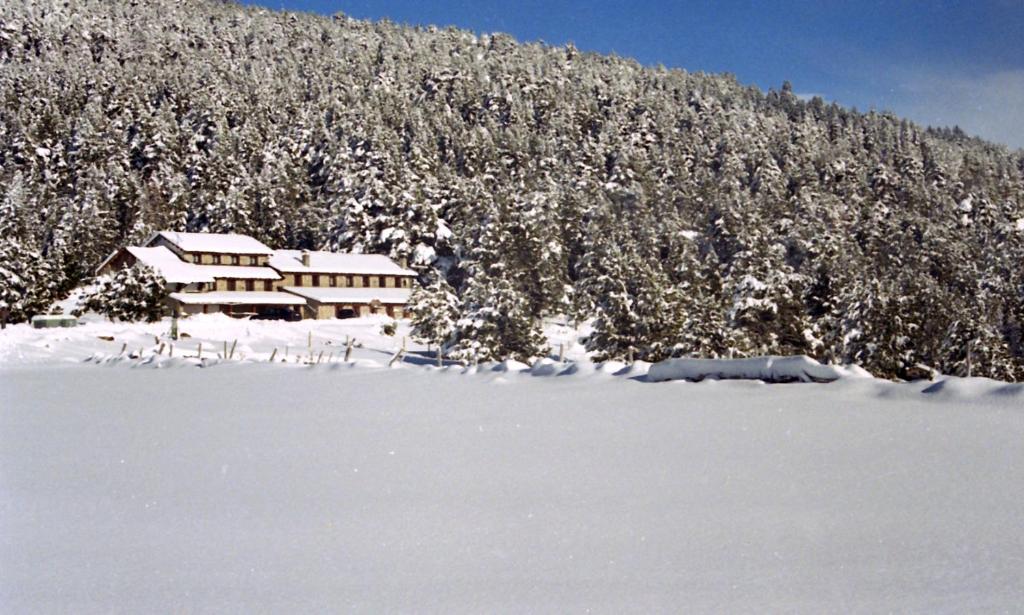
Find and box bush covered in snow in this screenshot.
[77,265,167,323]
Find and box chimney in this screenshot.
[301,250,311,267]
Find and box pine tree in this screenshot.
[409,277,459,353]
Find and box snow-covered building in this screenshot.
[96,232,416,319]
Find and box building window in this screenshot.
[245,279,254,291]
[264,280,272,291]
[293,274,302,287]
[312,274,320,287]
[227,279,237,291]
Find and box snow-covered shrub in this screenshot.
[78,265,167,323]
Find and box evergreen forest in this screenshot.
[2,0,1024,379]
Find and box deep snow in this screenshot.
[2,315,1023,612]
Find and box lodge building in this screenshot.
[96,231,417,320]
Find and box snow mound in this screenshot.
[614,360,652,378]
[647,355,869,383]
[529,358,561,376]
[556,361,598,377]
[921,377,1024,399]
[488,359,531,373]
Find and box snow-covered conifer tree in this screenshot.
[409,277,459,353]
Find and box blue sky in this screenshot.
[240,1,1024,149]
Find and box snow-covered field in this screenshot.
[2,315,1024,612]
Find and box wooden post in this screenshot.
[627,347,634,364]
[228,339,237,360]
[345,338,354,362]
[308,331,312,349]
[317,350,324,364]
[169,344,174,357]
[223,340,228,359]
[269,348,278,362]
[197,342,203,359]
[120,342,127,355]
[558,343,565,363]
[437,349,443,368]
[158,343,165,355]
[171,306,179,341]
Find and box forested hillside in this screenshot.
[2,0,1024,378]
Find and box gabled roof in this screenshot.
[123,247,217,284]
[148,231,274,255]
[269,250,416,276]
[168,291,305,306]
[191,265,281,280]
[97,246,281,283]
[282,286,412,305]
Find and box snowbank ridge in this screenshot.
[647,355,872,383]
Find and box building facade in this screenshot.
[95,232,417,320]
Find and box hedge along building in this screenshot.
[95,232,416,320]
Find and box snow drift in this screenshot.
[647,355,872,383]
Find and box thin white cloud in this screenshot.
[794,92,826,102]
[889,67,1024,150]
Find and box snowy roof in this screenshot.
[281,286,412,305]
[168,291,306,306]
[269,250,416,276]
[149,231,274,255]
[191,265,281,280]
[124,247,217,284]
